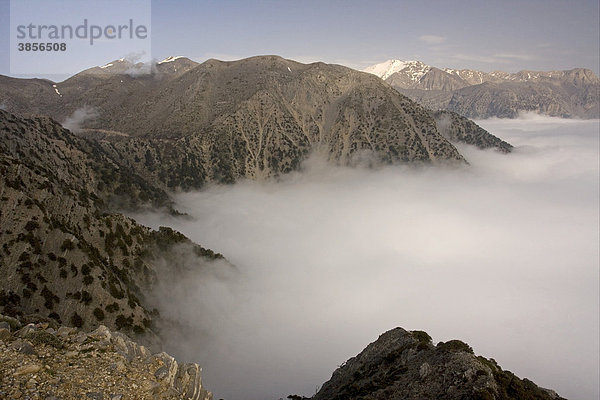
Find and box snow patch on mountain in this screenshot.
[52,84,62,97]
[363,59,431,81]
[158,56,185,64]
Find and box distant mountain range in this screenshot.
[0,56,509,191]
[364,59,600,118]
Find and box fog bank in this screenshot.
[134,116,599,400]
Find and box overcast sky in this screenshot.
[0,0,598,80]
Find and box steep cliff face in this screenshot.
[0,110,228,341]
[312,328,565,400]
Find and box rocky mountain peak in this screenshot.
[366,58,600,118]
[312,327,566,400]
[363,59,430,81]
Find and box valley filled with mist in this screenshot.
[133,115,600,400]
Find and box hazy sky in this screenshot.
[0,0,598,80]
[135,115,600,400]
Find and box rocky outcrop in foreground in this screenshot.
[312,328,565,400]
[0,314,211,400]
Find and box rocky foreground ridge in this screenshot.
[0,313,211,400]
[310,328,565,400]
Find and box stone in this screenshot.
[0,327,12,341]
[111,360,126,372]
[14,364,42,376]
[154,366,169,381]
[0,321,11,331]
[85,392,104,400]
[140,379,160,393]
[420,362,432,379]
[89,325,112,342]
[94,340,111,351]
[10,389,23,399]
[137,345,150,358]
[74,333,88,344]
[16,324,36,338]
[56,327,75,337]
[18,341,37,355]
[0,315,22,331]
[111,336,128,356]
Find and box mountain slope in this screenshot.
[446,79,599,119]
[432,110,513,152]
[1,56,470,190]
[364,59,599,118]
[312,328,565,400]
[0,110,228,343]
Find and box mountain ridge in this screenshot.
[364,59,599,118]
[0,55,474,189]
[0,109,230,345]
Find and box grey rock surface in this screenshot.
[366,60,599,119]
[312,328,566,400]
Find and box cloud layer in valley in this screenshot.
[134,116,599,400]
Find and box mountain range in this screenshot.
[0,56,511,191]
[364,59,600,118]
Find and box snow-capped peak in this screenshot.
[158,56,185,64]
[363,59,429,80]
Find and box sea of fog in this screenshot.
[133,115,599,400]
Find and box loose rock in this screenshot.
[14,364,42,376]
